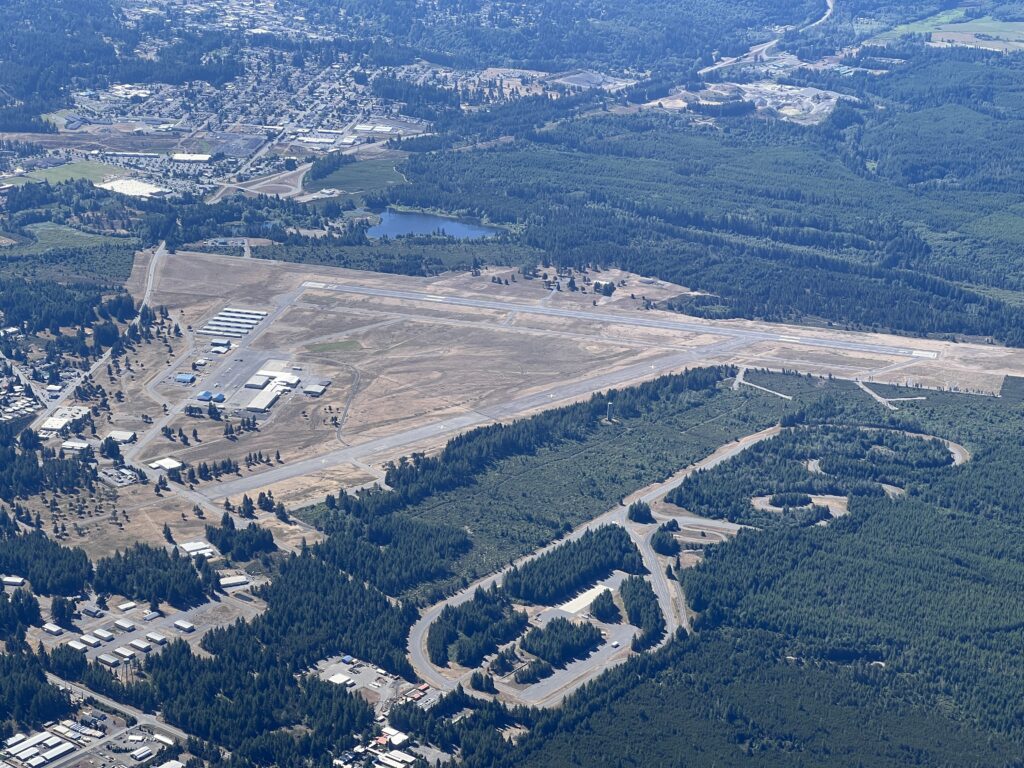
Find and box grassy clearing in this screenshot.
[24,161,125,185]
[0,175,35,187]
[932,15,1024,50]
[3,160,124,187]
[870,7,967,41]
[20,222,123,251]
[304,157,407,195]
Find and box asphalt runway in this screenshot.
[303,281,938,359]
[196,338,749,501]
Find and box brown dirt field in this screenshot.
[42,247,1024,559]
[227,464,380,509]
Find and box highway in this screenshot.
[303,281,938,360]
[405,425,780,707]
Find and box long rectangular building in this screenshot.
[205,320,258,330]
[246,387,280,413]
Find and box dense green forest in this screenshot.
[381,376,1024,767]
[503,526,645,605]
[0,652,72,738]
[666,424,955,526]
[373,44,1024,343]
[0,511,92,594]
[0,588,40,642]
[618,575,665,651]
[427,585,528,668]
[92,543,211,609]
[589,589,621,623]
[519,617,602,668]
[205,515,277,562]
[284,0,822,71]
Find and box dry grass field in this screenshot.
[51,246,1024,558]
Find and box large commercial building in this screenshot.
[246,387,281,413]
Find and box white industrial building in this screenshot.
[246,387,281,413]
[303,382,329,397]
[171,153,211,163]
[149,457,184,471]
[179,540,217,558]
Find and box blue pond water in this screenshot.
[367,209,500,240]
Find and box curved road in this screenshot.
[406,425,782,706]
[699,0,835,76]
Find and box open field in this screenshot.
[868,8,1024,51]
[867,7,967,42]
[24,160,126,184]
[41,245,1024,560]
[15,222,128,252]
[303,156,406,195]
[930,15,1024,52]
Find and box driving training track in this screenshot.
[406,425,782,708]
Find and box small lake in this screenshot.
[367,209,500,240]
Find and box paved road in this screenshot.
[406,425,781,705]
[46,672,188,741]
[699,0,835,75]
[124,277,305,471]
[28,242,168,430]
[303,281,937,360]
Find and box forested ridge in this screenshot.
[0,0,241,131]
[284,0,822,71]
